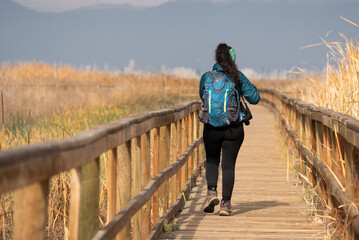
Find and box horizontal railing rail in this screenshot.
[259,89,359,239]
[0,100,205,240]
[93,138,203,240]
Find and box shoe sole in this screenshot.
[219,210,231,216]
[203,197,220,213]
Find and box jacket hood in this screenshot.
[212,63,223,72]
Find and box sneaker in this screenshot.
[219,200,232,216]
[203,189,219,213]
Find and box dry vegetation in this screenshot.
[0,62,198,239]
[285,22,358,238]
[0,61,198,130]
[0,21,357,238]
[300,37,359,120]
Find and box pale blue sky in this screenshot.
[1,0,358,74]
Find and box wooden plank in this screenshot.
[13,180,49,240]
[69,158,100,240]
[151,127,159,225]
[141,132,151,240]
[91,138,203,240]
[131,137,141,240]
[147,177,194,240]
[80,158,100,240]
[344,142,354,201]
[315,121,323,161]
[106,148,117,224]
[175,121,182,202]
[353,147,359,204]
[193,111,199,171]
[117,142,131,240]
[187,113,193,178]
[0,101,201,194]
[158,104,326,240]
[159,125,170,216]
[181,117,187,190]
[69,167,81,240]
[279,106,359,237]
[169,123,178,206]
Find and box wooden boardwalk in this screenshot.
[159,104,327,240]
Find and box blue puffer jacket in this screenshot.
[199,63,260,105]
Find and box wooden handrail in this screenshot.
[92,138,203,240]
[259,89,359,239]
[0,101,200,194]
[0,100,205,240]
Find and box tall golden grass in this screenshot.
[0,61,198,239]
[299,19,358,119]
[295,19,358,238]
[0,61,198,130]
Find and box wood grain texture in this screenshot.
[92,138,203,240]
[106,148,117,224]
[261,91,359,239]
[0,101,201,194]
[117,142,131,240]
[69,167,81,240]
[141,132,151,240]
[259,89,359,149]
[13,180,49,240]
[79,158,100,240]
[131,137,141,240]
[160,104,326,240]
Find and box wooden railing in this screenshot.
[260,89,359,239]
[0,100,205,240]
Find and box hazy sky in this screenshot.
[1,0,358,73]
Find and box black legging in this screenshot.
[203,123,244,201]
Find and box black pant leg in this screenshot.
[221,124,244,200]
[203,125,223,190]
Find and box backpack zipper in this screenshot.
[224,89,229,112]
[209,90,211,113]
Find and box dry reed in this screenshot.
[0,61,198,239]
[299,21,359,119]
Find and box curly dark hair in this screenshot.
[215,43,240,87]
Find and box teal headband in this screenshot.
[229,48,236,62]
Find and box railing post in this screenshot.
[344,141,354,201]
[158,125,170,216]
[176,120,182,195]
[181,117,188,190]
[141,132,151,240]
[198,120,204,165]
[295,109,299,133]
[151,128,159,225]
[107,148,117,224]
[353,148,359,204]
[193,111,199,171]
[169,122,178,206]
[131,137,141,240]
[14,180,49,240]
[310,120,316,155]
[117,141,131,240]
[69,157,100,240]
[69,167,81,240]
[315,121,323,161]
[187,113,193,178]
[299,113,305,173]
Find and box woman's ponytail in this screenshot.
[215,43,240,87]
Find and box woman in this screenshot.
[199,43,260,216]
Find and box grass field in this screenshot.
[0,63,200,239]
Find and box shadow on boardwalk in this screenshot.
[159,105,326,240]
